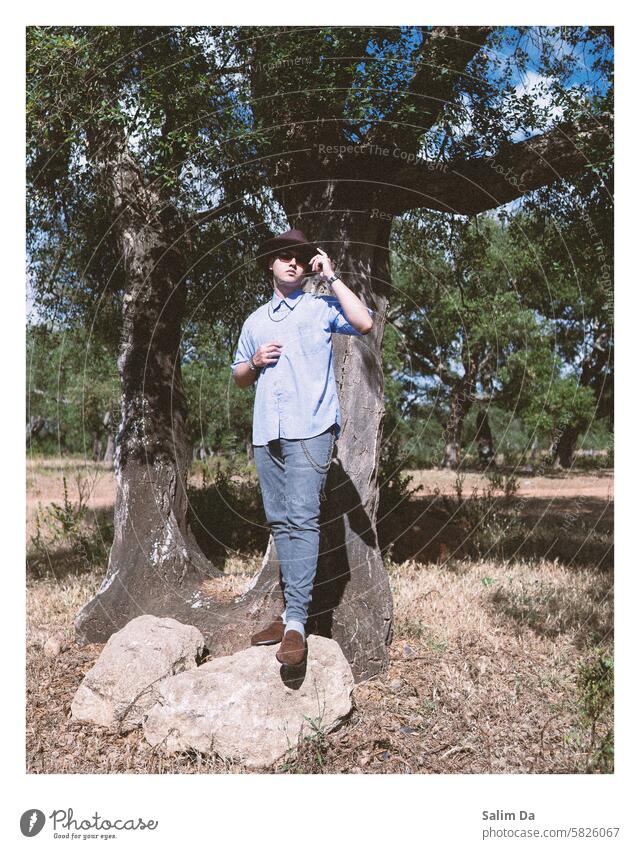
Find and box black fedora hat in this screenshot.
[257,228,316,270]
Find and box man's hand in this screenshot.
[309,247,334,281]
[232,342,283,389]
[252,342,283,368]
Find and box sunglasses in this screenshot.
[274,250,307,265]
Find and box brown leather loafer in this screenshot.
[275,629,306,667]
[250,619,285,646]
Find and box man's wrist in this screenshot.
[248,355,258,372]
[326,274,342,288]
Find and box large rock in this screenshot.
[71,615,205,730]
[143,635,354,768]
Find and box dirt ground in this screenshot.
[25,459,613,541]
[407,467,613,501]
[25,460,614,774]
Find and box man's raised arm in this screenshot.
[327,278,374,333]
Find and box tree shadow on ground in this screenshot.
[378,495,613,569]
[488,573,613,649]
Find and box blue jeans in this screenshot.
[254,424,336,625]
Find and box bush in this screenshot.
[429,471,524,561]
[571,452,611,471]
[576,649,614,773]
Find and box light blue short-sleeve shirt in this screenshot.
[231,287,374,446]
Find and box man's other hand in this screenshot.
[253,342,283,368]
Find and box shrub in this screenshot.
[576,649,614,773]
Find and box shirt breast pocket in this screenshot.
[296,325,327,360]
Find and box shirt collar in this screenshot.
[270,287,305,311]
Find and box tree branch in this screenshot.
[363,26,494,152]
[376,112,612,216]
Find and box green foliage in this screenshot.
[27,324,119,456]
[576,649,614,773]
[388,200,611,465]
[519,374,597,443]
[27,26,613,476]
[27,26,268,341]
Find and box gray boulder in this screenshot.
[143,635,354,768]
[71,615,205,730]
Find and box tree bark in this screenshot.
[103,411,115,463]
[441,393,465,468]
[103,434,115,463]
[75,150,221,643]
[554,423,579,469]
[441,372,476,468]
[27,416,45,447]
[298,192,394,680]
[385,113,613,216]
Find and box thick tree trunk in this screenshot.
[27,416,45,447]
[103,433,115,464]
[103,411,115,463]
[301,198,394,680]
[75,153,221,644]
[553,424,579,469]
[441,345,481,468]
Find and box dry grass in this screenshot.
[26,555,613,774]
[25,460,613,774]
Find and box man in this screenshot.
[231,228,373,668]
